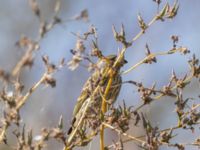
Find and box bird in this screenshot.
[66,55,127,149]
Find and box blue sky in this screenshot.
[0,0,199,149]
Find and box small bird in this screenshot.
[66,55,127,149]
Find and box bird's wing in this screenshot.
[72,87,90,117]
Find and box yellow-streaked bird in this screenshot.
[66,55,127,149]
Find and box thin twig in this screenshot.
[0,123,8,143]
[100,72,114,150]
[16,73,47,110]
[133,73,194,112]
[103,122,145,144]
[131,15,158,43]
[122,48,179,75]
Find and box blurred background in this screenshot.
[0,0,199,149]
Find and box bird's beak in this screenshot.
[124,59,128,64]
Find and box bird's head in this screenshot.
[97,55,127,70]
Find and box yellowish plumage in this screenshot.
[66,55,126,149]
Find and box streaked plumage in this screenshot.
[67,55,127,148]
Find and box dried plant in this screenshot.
[0,0,200,150]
